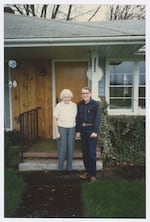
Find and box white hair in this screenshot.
[60,89,73,100]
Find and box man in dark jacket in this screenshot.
[76,87,101,182]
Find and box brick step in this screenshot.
[22,151,101,159]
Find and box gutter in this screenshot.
[4,35,145,48]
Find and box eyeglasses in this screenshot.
[81,92,90,95]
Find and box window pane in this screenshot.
[110,99,132,109]
[139,99,145,108]
[139,61,145,73]
[110,87,132,97]
[110,73,133,85]
[110,61,134,73]
[109,61,134,109]
[139,87,145,97]
[139,74,145,85]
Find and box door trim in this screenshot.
[4,65,13,131]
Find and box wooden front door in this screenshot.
[55,61,88,104]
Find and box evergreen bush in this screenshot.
[99,101,145,166]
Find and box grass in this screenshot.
[81,178,145,218]
[4,168,26,217]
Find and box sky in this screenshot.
[40,4,108,21]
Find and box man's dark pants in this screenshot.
[80,126,97,177]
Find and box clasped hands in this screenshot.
[56,132,98,139]
[76,132,97,139]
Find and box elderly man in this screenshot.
[76,87,101,182]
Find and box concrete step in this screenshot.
[18,159,103,172]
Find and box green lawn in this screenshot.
[4,169,26,217]
[82,178,145,218]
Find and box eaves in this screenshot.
[4,35,145,48]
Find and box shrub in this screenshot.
[99,101,145,166]
[4,130,20,168]
[109,116,145,165]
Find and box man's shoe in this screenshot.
[80,172,89,179]
[90,176,96,183]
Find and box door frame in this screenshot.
[4,64,13,131]
[52,59,90,138]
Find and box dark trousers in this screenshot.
[80,126,97,177]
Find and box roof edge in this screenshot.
[4,35,145,48]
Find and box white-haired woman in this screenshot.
[53,89,77,174]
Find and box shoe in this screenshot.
[80,172,89,179]
[90,176,96,183]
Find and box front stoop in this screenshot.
[18,159,103,172]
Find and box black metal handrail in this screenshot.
[18,107,41,161]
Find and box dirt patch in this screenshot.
[100,165,145,180]
[15,171,83,218]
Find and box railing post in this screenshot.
[18,113,24,162]
[36,108,39,138]
[18,107,41,161]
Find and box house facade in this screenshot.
[4,13,145,139]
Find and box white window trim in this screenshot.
[105,59,145,116]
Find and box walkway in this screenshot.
[15,171,83,218]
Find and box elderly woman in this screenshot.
[53,89,77,174]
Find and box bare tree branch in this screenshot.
[24,5,30,16]
[5,4,145,21]
[88,5,101,21]
[67,5,72,20]
[108,5,145,20]
[52,5,60,19]
[13,4,24,15]
[30,4,36,16]
[41,4,48,18]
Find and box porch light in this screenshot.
[8,60,17,68]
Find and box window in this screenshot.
[138,61,145,109]
[107,60,145,115]
[109,62,133,109]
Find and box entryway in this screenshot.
[54,61,88,104]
